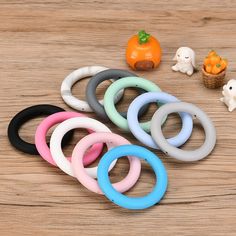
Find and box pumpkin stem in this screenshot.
[138,30,150,44]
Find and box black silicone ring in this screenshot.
[86,69,149,121]
[8,104,73,155]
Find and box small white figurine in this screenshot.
[220,79,236,112]
[172,47,197,76]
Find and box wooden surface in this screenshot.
[0,1,236,235]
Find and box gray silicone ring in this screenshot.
[86,69,149,121]
[151,102,216,162]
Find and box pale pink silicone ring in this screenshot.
[35,111,103,166]
[71,132,141,194]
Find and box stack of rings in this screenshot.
[8,106,168,210]
[60,66,216,162]
[7,66,217,210]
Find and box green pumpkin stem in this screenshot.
[138,30,150,44]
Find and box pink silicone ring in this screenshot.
[71,132,141,194]
[35,111,103,166]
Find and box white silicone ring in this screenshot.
[61,66,124,112]
[50,117,117,178]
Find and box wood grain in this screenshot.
[0,1,236,235]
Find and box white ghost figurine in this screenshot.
[172,47,197,76]
[220,79,236,112]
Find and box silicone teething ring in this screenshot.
[71,132,141,194]
[61,66,124,112]
[50,117,117,178]
[103,77,164,131]
[35,112,103,166]
[127,92,193,149]
[97,145,168,210]
[86,69,149,121]
[151,102,216,161]
[8,104,73,155]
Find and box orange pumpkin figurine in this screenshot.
[208,50,217,57]
[210,54,221,66]
[126,30,162,71]
[205,64,212,73]
[212,64,222,74]
[204,57,211,66]
[220,59,228,70]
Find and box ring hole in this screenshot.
[61,128,105,162]
[20,116,51,143]
[71,77,89,100]
[138,102,159,123]
[125,156,156,198]
[179,120,206,151]
[115,88,143,114]
[161,113,182,139]
[96,79,114,100]
[109,155,155,197]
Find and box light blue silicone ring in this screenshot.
[97,145,168,210]
[127,92,193,149]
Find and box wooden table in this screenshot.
[0,1,236,235]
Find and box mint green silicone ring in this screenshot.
[104,77,163,132]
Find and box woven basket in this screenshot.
[202,67,226,89]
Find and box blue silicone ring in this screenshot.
[97,145,168,210]
[127,92,193,149]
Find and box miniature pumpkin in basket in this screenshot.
[126,30,162,71]
[202,50,228,89]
